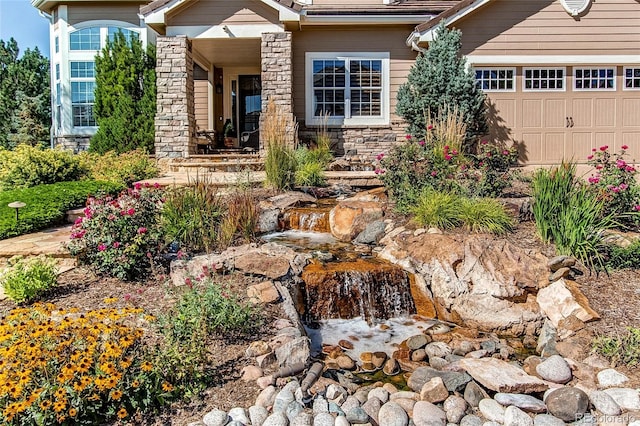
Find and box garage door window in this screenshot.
[475,68,515,92]
[523,68,565,91]
[574,68,615,90]
[624,67,640,90]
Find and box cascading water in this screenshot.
[281,206,332,233]
[300,259,416,324]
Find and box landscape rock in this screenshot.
[241,365,263,381]
[425,342,452,359]
[291,412,313,426]
[249,405,269,426]
[394,398,416,417]
[353,220,386,245]
[346,407,369,424]
[535,355,572,384]
[504,406,534,426]
[459,358,549,393]
[547,255,576,272]
[329,201,383,242]
[545,387,589,421]
[368,387,389,404]
[235,252,291,279]
[407,334,430,350]
[248,281,281,304]
[536,279,600,328]
[533,414,565,426]
[378,401,409,426]
[603,388,640,410]
[597,369,629,388]
[536,320,558,356]
[478,398,506,423]
[286,402,304,422]
[336,355,356,370]
[412,348,427,362]
[313,412,334,426]
[263,411,289,426]
[247,341,272,357]
[420,376,450,403]
[273,389,295,413]
[256,386,278,408]
[228,407,250,425]
[313,396,329,414]
[362,397,382,424]
[460,415,483,426]
[464,381,489,407]
[275,336,310,368]
[202,409,229,426]
[326,384,348,402]
[413,401,447,426]
[383,358,400,375]
[334,416,349,426]
[588,390,622,416]
[408,366,471,393]
[494,393,547,413]
[443,395,467,424]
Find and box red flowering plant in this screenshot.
[467,140,520,197]
[67,183,165,280]
[586,145,640,228]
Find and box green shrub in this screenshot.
[295,159,326,187]
[593,327,640,367]
[606,239,640,270]
[66,184,164,280]
[532,162,618,270]
[0,145,87,190]
[459,197,513,235]
[0,255,57,303]
[157,275,262,395]
[161,177,223,253]
[410,189,462,230]
[78,149,158,187]
[0,180,123,240]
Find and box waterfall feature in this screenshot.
[282,206,332,233]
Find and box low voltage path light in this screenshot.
[8,201,26,223]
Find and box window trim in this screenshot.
[305,52,390,126]
[573,66,616,91]
[522,67,566,92]
[623,66,640,91]
[474,67,516,93]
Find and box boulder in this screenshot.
[248,281,281,304]
[545,387,589,422]
[536,279,600,328]
[458,358,549,394]
[275,336,310,368]
[329,201,383,242]
[354,220,387,245]
[234,252,291,279]
[413,401,447,426]
[408,366,471,393]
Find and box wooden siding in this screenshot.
[456,0,640,56]
[167,0,280,26]
[194,80,209,130]
[67,3,141,26]
[307,0,384,7]
[292,26,417,122]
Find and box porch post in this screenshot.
[260,32,294,151]
[154,35,196,160]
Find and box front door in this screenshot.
[238,75,261,149]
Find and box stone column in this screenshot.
[154,35,196,160]
[260,32,294,151]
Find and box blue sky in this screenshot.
[0,0,50,57]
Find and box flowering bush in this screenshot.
[469,140,520,197]
[586,145,640,227]
[67,183,164,280]
[0,303,170,425]
[0,255,57,303]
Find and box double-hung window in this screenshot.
[306,53,389,126]
[70,61,96,127]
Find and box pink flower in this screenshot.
[107,214,115,221]
[619,183,628,191]
[587,155,594,160]
[621,145,629,150]
[592,148,597,152]
[600,145,609,151]
[431,171,437,177]
[588,175,600,184]
[452,150,458,155]
[74,217,83,225]
[127,208,135,216]
[154,182,160,188]
[137,227,147,234]
[444,155,452,161]
[427,125,434,130]
[405,135,412,140]
[596,165,603,170]
[374,168,385,175]
[113,241,121,248]
[616,159,627,168]
[124,293,131,302]
[634,205,640,212]
[611,186,621,193]
[626,166,636,173]
[71,230,86,239]
[376,153,385,161]
[185,277,193,288]
[481,140,488,145]
[419,140,425,146]
[134,182,142,190]
[98,244,107,252]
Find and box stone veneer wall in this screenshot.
[298,119,408,162]
[260,32,294,150]
[54,136,91,153]
[154,36,196,159]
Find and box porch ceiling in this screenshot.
[192,38,261,67]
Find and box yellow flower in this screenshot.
[68,407,78,417]
[53,399,67,412]
[117,407,128,419]
[104,297,118,304]
[110,389,123,400]
[140,361,153,372]
[162,382,174,392]
[39,400,52,411]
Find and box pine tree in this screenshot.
[0,39,50,148]
[396,24,487,148]
[91,31,156,154]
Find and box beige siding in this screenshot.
[308,0,383,8]
[292,26,417,122]
[67,3,141,26]
[457,0,640,56]
[194,80,209,130]
[168,0,279,26]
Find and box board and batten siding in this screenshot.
[291,26,418,122]
[167,0,280,27]
[67,4,142,26]
[194,80,209,130]
[456,0,640,57]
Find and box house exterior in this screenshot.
[32,0,639,165]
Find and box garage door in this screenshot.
[481,65,640,165]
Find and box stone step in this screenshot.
[169,161,264,173]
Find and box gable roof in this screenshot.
[140,0,301,16]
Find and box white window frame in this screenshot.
[573,67,616,91]
[474,67,516,92]
[522,67,566,92]
[623,66,640,91]
[305,52,390,127]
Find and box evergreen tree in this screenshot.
[396,24,487,148]
[91,31,156,154]
[0,38,50,148]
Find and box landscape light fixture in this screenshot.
[8,201,26,223]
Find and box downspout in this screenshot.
[39,10,55,149]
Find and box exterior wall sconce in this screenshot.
[216,83,223,94]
